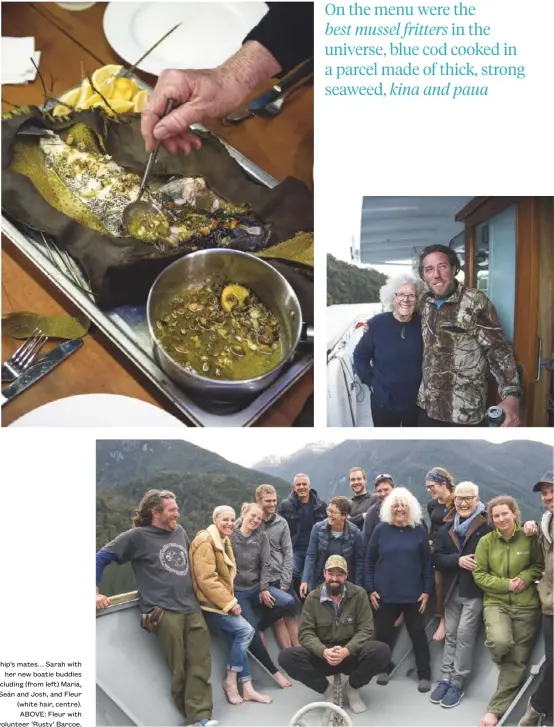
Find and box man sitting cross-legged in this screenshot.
[278,555,390,714]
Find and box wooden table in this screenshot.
[1,1,314,427]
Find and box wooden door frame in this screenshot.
[455,197,541,426]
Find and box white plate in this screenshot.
[103,1,268,77]
[10,394,186,427]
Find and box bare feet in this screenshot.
[479,712,499,726]
[242,682,273,704]
[222,679,243,705]
[433,618,446,641]
[496,662,502,672]
[273,671,292,688]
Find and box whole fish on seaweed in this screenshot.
[2,106,314,310]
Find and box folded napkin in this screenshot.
[1,37,41,85]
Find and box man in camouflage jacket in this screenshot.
[417,244,521,427]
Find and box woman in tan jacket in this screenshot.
[190,505,272,705]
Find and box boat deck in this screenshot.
[96,600,544,726]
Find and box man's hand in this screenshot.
[141,41,281,155]
[96,593,110,610]
[229,604,242,616]
[509,577,526,593]
[498,395,520,427]
[299,582,309,599]
[260,590,276,608]
[370,591,380,610]
[418,593,430,614]
[323,647,349,666]
[523,520,538,536]
[459,554,477,571]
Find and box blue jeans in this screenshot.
[293,549,307,580]
[203,611,254,681]
[236,585,296,674]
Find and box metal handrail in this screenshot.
[289,702,353,727]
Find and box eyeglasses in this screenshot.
[327,509,341,516]
[395,293,416,301]
[454,496,477,504]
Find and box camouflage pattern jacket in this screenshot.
[417,283,520,425]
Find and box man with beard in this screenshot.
[519,472,553,726]
[348,467,378,530]
[278,555,390,714]
[362,475,395,555]
[417,244,521,427]
[278,474,327,598]
[96,489,216,727]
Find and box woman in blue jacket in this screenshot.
[365,487,433,692]
[299,496,363,597]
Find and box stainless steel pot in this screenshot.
[147,249,309,406]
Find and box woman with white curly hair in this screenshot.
[353,273,424,427]
[365,487,433,692]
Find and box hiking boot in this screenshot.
[344,682,367,714]
[440,684,464,709]
[376,672,390,685]
[518,698,543,726]
[418,678,432,693]
[429,680,451,704]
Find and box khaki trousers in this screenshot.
[484,605,540,717]
[156,611,213,722]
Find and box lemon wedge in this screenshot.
[112,77,138,101]
[91,64,124,89]
[75,78,93,110]
[52,87,80,117]
[221,284,250,313]
[132,89,149,113]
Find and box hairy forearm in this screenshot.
[217,41,281,96]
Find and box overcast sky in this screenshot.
[177,431,552,469]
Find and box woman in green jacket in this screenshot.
[473,495,544,727]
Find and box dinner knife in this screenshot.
[0,338,83,406]
[224,56,314,123]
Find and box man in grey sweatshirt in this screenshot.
[348,467,378,530]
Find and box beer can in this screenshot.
[487,406,505,426]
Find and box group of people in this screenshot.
[96,466,553,727]
[353,244,522,428]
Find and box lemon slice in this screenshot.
[132,89,149,113]
[221,284,250,313]
[52,87,80,117]
[96,76,115,99]
[112,77,138,101]
[91,64,124,89]
[75,78,93,110]
[90,97,134,115]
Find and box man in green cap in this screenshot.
[519,472,553,726]
[278,554,390,714]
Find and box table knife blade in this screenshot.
[1,338,83,406]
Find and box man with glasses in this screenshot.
[417,244,521,428]
[430,481,491,709]
[348,467,378,530]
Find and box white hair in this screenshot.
[380,487,423,527]
[379,273,424,312]
[212,505,236,519]
[455,481,479,497]
[293,473,311,485]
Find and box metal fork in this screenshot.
[1,328,48,383]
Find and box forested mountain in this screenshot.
[327,254,387,305]
[254,439,552,522]
[96,440,290,596]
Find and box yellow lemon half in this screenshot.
[132,89,149,113]
[91,64,124,89]
[221,284,250,313]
